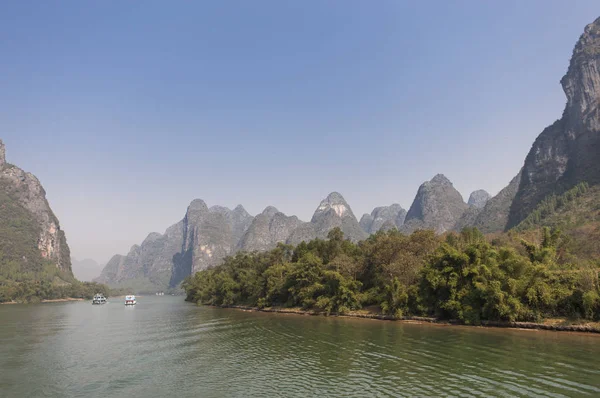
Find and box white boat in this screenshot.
[92,293,107,305]
[125,295,137,306]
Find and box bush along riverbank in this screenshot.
[207,305,600,333]
[183,227,600,331]
[0,262,117,304]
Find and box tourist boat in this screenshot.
[92,293,107,305]
[125,295,137,306]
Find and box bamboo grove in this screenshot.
[183,227,600,324]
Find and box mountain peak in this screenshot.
[142,232,163,244]
[430,174,452,185]
[370,204,405,220]
[313,192,351,220]
[324,192,347,204]
[188,199,208,211]
[233,204,248,214]
[561,16,600,122]
[186,199,209,222]
[309,192,366,241]
[361,204,407,234]
[261,206,279,217]
[468,190,491,209]
[0,141,72,276]
[403,174,467,233]
[209,205,232,215]
[508,17,600,227]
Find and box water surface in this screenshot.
[1,296,599,397]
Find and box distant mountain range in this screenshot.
[96,176,513,292]
[71,258,104,282]
[96,191,370,291]
[96,17,600,292]
[2,17,599,297]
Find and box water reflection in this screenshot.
[1,297,600,397]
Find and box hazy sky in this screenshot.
[1,1,599,263]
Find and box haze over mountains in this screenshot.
[95,176,501,292]
[0,16,599,297]
[96,17,600,292]
[70,258,104,282]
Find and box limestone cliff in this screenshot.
[97,200,255,291]
[98,192,372,291]
[359,204,407,234]
[238,207,301,252]
[401,174,468,234]
[467,190,491,209]
[508,17,600,227]
[286,193,367,245]
[0,139,71,275]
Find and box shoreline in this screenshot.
[207,304,600,334]
[41,298,85,303]
[1,297,86,304]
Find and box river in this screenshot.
[1,295,599,397]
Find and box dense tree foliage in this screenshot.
[515,182,590,231]
[183,227,600,323]
[0,189,48,274]
[0,261,113,303]
[0,252,113,303]
[0,183,114,303]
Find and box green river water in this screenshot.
[1,295,600,397]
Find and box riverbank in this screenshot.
[1,297,86,304]
[41,298,85,303]
[209,304,600,334]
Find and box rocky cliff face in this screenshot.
[473,172,522,233]
[508,17,600,227]
[168,201,255,285]
[453,189,492,231]
[286,192,367,245]
[285,221,319,246]
[401,174,468,234]
[467,190,491,209]
[95,167,534,291]
[98,192,372,291]
[96,220,185,290]
[238,207,301,252]
[308,192,368,242]
[0,139,71,274]
[359,204,407,234]
[97,200,255,291]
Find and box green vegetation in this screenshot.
[515,182,591,231]
[0,187,113,303]
[105,276,168,295]
[0,189,47,274]
[0,262,113,303]
[183,227,600,324]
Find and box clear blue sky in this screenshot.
[1,1,599,263]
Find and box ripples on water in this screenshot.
[1,296,600,397]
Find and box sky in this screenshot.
[1,1,599,264]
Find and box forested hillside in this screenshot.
[183,227,600,324]
[0,140,112,303]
